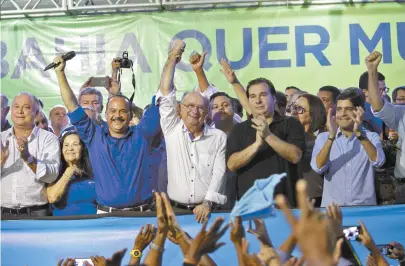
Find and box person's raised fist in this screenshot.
[365,51,382,70]
[53,56,66,73]
[169,39,186,62]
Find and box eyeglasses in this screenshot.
[292,105,306,115]
[381,87,390,93]
[181,103,207,114]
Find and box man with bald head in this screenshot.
[49,105,70,136]
[1,92,60,217]
[53,55,161,213]
[157,40,227,223]
[1,94,11,132]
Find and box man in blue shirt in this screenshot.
[52,56,161,213]
[311,88,385,207]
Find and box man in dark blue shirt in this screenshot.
[53,56,161,213]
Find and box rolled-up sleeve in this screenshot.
[156,90,180,136]
[36,133,61,183]
[205,133,227,205]
[67,106,96,145]
[311,133,330,174]
[195,84,219,100]
[373,101,405,131]
[367,131,386,167]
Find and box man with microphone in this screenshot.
[52,55,161,213]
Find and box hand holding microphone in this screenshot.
[44,51,76,72]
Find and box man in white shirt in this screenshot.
[1,92,60,217]
[157,40,227,223]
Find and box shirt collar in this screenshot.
[336,128,356,140]
[10,126,39,142]
[102,124,133,138]
[181,120,212,140]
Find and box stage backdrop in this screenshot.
[1,205,405,266]
[1,3,405,114]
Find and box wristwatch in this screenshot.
[130,249,142,258]
[24,155,35,164]
[203,200,214,210]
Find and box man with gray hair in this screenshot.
[1,94,11,132]
[157,40,227,223]
[78,87,107,127]
[1,92,60,217]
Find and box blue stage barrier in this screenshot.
[1,205,405,266]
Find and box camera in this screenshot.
[120,51,133,69]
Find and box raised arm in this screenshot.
[219,59,252,115]
[53,57,79,112]
[108,57,121,97]
[365,51,384,112]
[190,52,209,92]
[159,40,186,96]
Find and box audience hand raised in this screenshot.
[189,52,207,71]
[184,217,229,264]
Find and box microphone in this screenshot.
[44,51,76,71]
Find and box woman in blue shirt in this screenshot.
[47,130,96,216]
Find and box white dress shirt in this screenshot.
[157,90,227,205]
[1,127,61,208]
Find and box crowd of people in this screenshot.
[1,39,405,265]
[56,188,405,266]
[1,41,405,219]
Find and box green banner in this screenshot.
[1,3,404,113]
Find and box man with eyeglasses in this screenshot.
[359,70,387,134]
[156,40,227,223]
[367,51,405,204]
[52,55,161,213]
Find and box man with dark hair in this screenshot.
[311,88,385,206]
[285,86,300,98]
[53,55,161,213]
[209,92,235,135]
[359,71,387,134]
[209,92,238,209]
[318,85,341,112]
[227,77,306,206]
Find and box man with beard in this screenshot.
[311,88,385,207]
[52,55,161,213]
